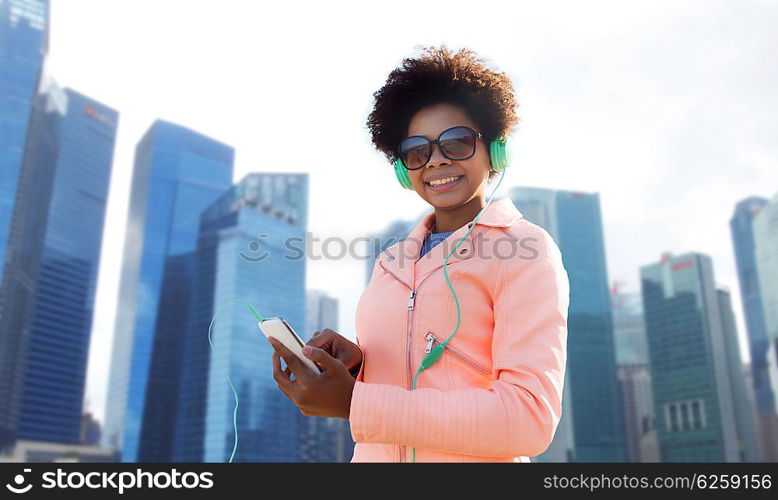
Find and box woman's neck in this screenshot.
[432,195,486,233]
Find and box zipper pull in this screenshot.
[407,290,416,310]
[425,332,436,353]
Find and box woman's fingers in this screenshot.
[306,333,334,352]
[271,349,295,399]
[302,345,344,373]
[268,337,308,381]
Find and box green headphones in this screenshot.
[393,136,511,189]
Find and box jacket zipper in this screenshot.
[378,261,438,462]
[378,235,477,462]
[424,332,491,377]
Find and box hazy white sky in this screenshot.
[45,0,777,424]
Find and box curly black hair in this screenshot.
[367,45,519,180]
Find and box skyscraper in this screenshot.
[716,287,761,461]
[611,290,650,366]
[305,289,339,340]
[0,0,49,453]
[730,196,778,461]
[511,187,625,462]
[0,77,117,451]
[299,289,355,462]
[173,173,308,462]
[0,0,48,287]
[752,193,778,459]
[640,252,740,462]
[611,290,659,462]
[103,121,234,462]
[754,194,778,347]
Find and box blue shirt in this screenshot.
[419,229,456,258]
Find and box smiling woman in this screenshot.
[269,45,570,463]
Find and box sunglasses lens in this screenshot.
[399,136,430,170]
[439,127,477,160]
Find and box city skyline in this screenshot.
[38,0,777,425]
[1,0,776,462]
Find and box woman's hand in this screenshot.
[269,337,356,419]
[306,328,363,377]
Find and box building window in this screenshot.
[699,399,707,429]
[668,403,678,432]
[665,399,707,432]
[691,400,701,429]
[680,401,690,431]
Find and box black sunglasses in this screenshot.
[397,125,482,170]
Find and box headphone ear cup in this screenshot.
[489,137,511,173]
[394,158,414,190]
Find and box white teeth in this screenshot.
[428,176,460,186]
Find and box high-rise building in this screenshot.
[753,193,778,459]
[511,187,625,462]
[611,290,650,366]
[0,0,49,453]
[716,287,761,461]
[640,252,740,461]
[611,290,659,462]
[173,173,308,462]
[0,0,48,286]
[0,77,117,452]
[305,290,339,340]
[103,121,234,462]
[299,290,354,462]
[730,196,778,461]
[754,194,778,346]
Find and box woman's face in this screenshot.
[404,103,492,210]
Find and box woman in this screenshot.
[268,45,570,462]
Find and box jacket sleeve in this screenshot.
[348,231,570,457]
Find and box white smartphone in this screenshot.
[259,316,322,374]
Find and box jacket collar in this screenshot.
[377,197,523,288]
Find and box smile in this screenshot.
[424,175,463,192]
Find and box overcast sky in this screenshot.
[45,0,778,424]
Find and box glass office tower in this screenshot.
[716,287,761,462]
[173,173,308,462]
[0,0,49,452]
[510,187,625,462]
[611,291,659,462]
[0,78,117,450]
[640,252,740,462]
[0,0,48,285]
[731,197,770,413]
[754,194,778,348]
[103,121,234,462]
[729,197,778,461]
[299,290,355,462]
[752,194,778,460]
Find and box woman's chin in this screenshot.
[426,193,471,211]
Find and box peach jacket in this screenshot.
[348,197,570,462]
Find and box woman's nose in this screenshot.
[426,143,450,168]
